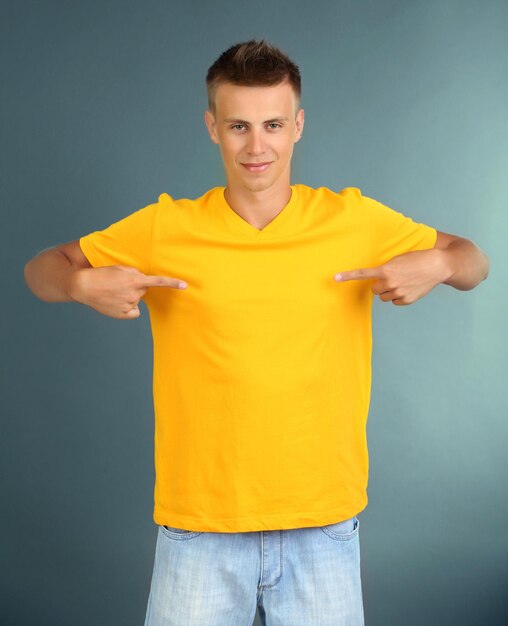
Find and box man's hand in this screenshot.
[333,248,451,306]
[69,265,187,319]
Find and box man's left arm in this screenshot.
[334,231,490,306]
[431,231,490,290]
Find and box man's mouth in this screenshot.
[241,162,272,173]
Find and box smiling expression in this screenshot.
[205,80,304,194]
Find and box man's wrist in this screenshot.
[434,247,456,285]
[66,267,91,304]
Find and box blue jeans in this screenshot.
[143,515,364,625]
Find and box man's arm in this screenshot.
[432,230,490,290]
[24,240,187,319]
[334,230,489,306]
[24,240,93,303]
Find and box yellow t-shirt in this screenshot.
[79,185,437,532]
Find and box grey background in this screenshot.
[3,0,507,624]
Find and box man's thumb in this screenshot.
[115,265,144,275]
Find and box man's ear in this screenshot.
[204,110,219,144]
[294,108,305,143]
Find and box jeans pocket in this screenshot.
[160,524,203,540]
[320,516,359,541]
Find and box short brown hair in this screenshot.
[206,39,301,114]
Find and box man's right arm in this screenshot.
[23,241,187,319]
[24,240,93,303]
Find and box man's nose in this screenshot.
[247,129,266,155]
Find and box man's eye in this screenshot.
[231,124,245,131]
[268,123,282,129]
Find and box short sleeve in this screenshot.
[362,193,437,266]
[79,201,158,275]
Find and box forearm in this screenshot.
[24,248,81,302]
[439,237,490,291]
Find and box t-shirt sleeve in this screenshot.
[361,192,437,266]
[78,201,158,275]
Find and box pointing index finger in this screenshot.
[334,267,383,282]
[142,275,188,289]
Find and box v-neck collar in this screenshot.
[217,185,298,238]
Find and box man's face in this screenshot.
[204,80,304,194]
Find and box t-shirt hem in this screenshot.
[422,226,438,250]
[153,497,368,533]
[79,235,105,268]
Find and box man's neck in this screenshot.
[223,182,292,230]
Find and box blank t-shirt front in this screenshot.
[79,184,437,532]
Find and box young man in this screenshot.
[24,40,489,626]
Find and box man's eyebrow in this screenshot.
[222,116,290,124]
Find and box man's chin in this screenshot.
[242,179,275,193]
